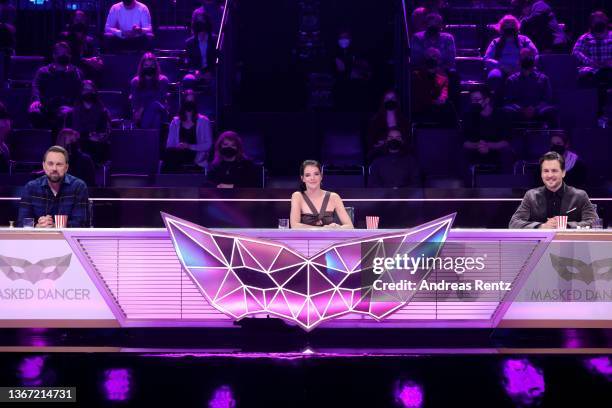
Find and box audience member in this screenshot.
[130,52,169,129]
[502,48,557,128]
[0,102,9,173]
[367,90,411,153]
[192,0,223,35]
[69,80,111,164]
[572,11,612,118]
[368,128,421,188]
[18,145,90,228]
[515,0,567,52]
[485,15,538,96]
[332,30,372,111]
[411,47,456,126]
[412,13,456,71]
[29,42,83,130]
[463,87,513,173]
[55,128,96,186]
[0,0,16,53]
[104,0,153,52]
[183,8,216,89]
[549,131,587,189]
[207,131,260,188]
[59,10,103,82]
[164,89,213,172]
[412,0,446,34]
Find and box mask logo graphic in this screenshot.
[0,254,72,283]
[550,254,612,284]
[163,213,454,330]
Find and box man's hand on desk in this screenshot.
[538,217,557,229]
[36,215,54,228]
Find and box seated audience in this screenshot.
[59,10,103,82]
[332,30,372,111]
[502,47,557,128]
[29,42,83,130]
[164,89,213,172]
[183,8,216,89]
[411,13,456,71]
[18,145,90,228]
[207,131,261,188]
[572,11,612,118]
[0,102,10,173]
[69,80,111,164]
[485,15,538,96]
[367,90,411,153]
[548,131,587,189]
[192,0,223,35]
[514,0,567,52]
[412,0,446,33]
[0,0,16,53]
[130,52,169,129]
[509,151,597,229]
[411,47,456,126]
[56,128,96,186]
[368,128,421,188]
[104,0,153,52]
[463,87,513,173]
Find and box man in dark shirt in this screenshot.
[509,151,597,229]
[368,128,421,188]
[18,145,89,228]
[502,47,557,128]
[463,87,513,173]
[29,42,83,129]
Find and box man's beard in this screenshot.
[47,173,62,183]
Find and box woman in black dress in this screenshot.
[290,160,353,229]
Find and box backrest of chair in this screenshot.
[0,87,31,128]
[154,173,208,187]
[110,129,160,174]
[512,129,561,161]
[238,131,265,164]
[538,54,577,90]
[8,129,54,163]
[98,90,128,120]
[455,56,485,83]
[414,128,461,178]
[319,113,364,166]
[8,56,45,82]
[445,25,479,52]
[157,57,180,83]
[154,26,190,51]
[571,127,612,186]
[99,54,142,91]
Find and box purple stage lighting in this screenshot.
[394,380,424,408]
[208,385,236,408]
[103,368,132,401]
[17,356,46,386]
[502,359,545,406]
[584,356,612,381]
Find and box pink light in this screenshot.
[394,380,424,408]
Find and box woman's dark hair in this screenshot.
[192,8,213,35]
[136,52,162,89]
[539,151,565,171]
[178,89,198,122]
[77,79,101,107]
[299,159,322,191]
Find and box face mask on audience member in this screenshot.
[142,66,156,77]
[82,92,97,104]
[122,0,134,7]
[384,99,398,111]
[193,21,207,33]
[470,102,484,113]
[387,139,403,152]
[338,38,350,49]
[425,57,438,70]
[55,53,71,66]
[182,100,197,111]
[520,56,535,70]
[591,20,607,33]
[503,27,517,37]
[220,146,237,159]
[550,144,566,155]
[71,22,87,33]
[426,25,440,37]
